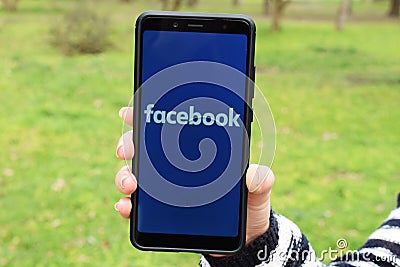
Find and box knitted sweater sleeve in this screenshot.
[200,193,400,267]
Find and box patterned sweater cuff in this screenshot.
[203,210,279,267]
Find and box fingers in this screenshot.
[116,130,134,160]
[119,107,133,127]
[115,107,135,220]
[114,164,136,220]
[115,165,137,195]
[114,197,132,219]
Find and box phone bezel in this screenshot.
[131,11,256,254]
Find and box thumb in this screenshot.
[246,164,275,206]
[245,164,275,243]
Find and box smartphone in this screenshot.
[131,11,256,254]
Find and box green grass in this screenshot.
[0,0,399,266]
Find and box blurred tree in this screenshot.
[388,0,400,17]
[161,0,168,9]
[161,0,184,10]
[172,0,183,10]
[336,0,352,30]
[271,0,290,31]
[187,0,198,7]
[264,0,270,15]
[1,0,18,12]
[233,0,242,6]
[160,0,198,10]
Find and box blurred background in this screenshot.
[0,0,399,266]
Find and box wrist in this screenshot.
[246,220,270,245]
[203,210,277,267]
[209,217,270,258]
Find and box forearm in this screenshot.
[201,194,400,267]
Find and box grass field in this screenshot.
[0,0,399,266]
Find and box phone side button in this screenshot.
[249,108,253,123]
[250,65,256,99]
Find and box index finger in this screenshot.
[119,107,133,127]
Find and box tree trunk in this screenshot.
[2,0,18,12]
[160,0,168,10]
[264,0,270,15]
[188,0,198,7]
[271,0,288,31]
[388,0,400,17]
[336,0,351,31]
[172,0,183,10]
[232,0,241,6]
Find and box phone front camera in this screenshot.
[173,22,179,28]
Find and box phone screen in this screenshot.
[133,13,254,252]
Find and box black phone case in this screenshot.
[131,10,256,254]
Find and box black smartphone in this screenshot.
[131,11,256,254]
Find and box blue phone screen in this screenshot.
[137,30,248,237]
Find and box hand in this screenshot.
[114,107,275,246]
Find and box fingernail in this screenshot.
[116,145,122,158]
[119,108,125,119]
[114,202,120,211]
[120,175,129,189]
[249,171,264,193]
